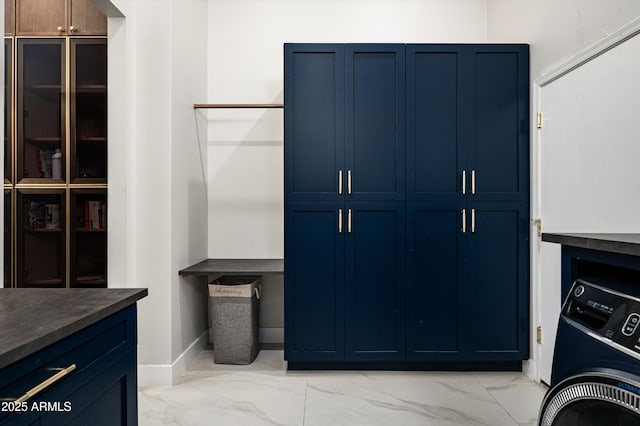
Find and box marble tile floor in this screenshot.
[139,350,547,426]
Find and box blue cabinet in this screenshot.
[407,44,529,202]
[285,44,405,202]
[345,45,405,201]
[406,45,529,362]
[345,203,405,361]
[406,45,466,202]
[284,202,405,362]
[284,203,345,361]
[470,46,529,202]
[406,202,467,360]
[285,43,529,368]
[466,204,529,360]
[284,44,406,364]
[0,306,138,425]
[284,45,344,202]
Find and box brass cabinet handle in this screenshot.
[347,170,352,195]
[69,26,78,33]
[14,364,76,404]
[338,170,343,195]
[462,170,466,195]
[461,209,466,233]
[471,208,476,233]
[57,26,64,32]
[338,209,343,233]
[348,208,352,233]
[471,170,476,195]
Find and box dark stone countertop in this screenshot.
[0,288,148,370]
[542,233,640,257]
[179,258,284,277]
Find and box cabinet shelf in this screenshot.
[76,227,106,233]
[23,278,64,286]
[75,84,106,92]
[26,84,62,90]
[24,137,61,142]
[76,137,107,143]
[26,227,62,233]
[74,275,106,286]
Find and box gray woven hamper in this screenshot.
[208,275,261,364]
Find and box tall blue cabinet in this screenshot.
[285,43,529,369]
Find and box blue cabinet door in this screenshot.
[465,203,529,360]
[284,44,344,202]
[284,203,345,361]
[345,45,405,201]
[468,45,529,202]
[406,202,467,360]
[406,45,467,202]
[345,202,405,361]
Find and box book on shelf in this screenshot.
[77,200,106,230]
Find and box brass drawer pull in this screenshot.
[14,364,76,404]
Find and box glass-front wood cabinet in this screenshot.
[71,39,106,183]
[17,189,66,287]
[4,38,11,183]
[4,6,107,288]
[71,189,106,287]
[4,190,11,287]
[17,38,66,184]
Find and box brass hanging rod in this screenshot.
[193,103,284,109]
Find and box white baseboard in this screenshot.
[138,330,208,387]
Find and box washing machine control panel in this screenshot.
[622,313,640,336]
[564,278,640,354]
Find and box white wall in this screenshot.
[169,0,209,367]
[488,0,640,78]
[107,0,208,386]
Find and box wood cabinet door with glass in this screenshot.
[4,190,12,288]
[71,38,107,183]
[17,189,66,288]
[71,189,106,287]
[15,0,107,36]
[4,38,12,183]
[17,38,66,184]
[5,9,107,288]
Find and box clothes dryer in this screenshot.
[539,277,640,425]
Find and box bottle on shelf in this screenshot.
[52,149,62,179]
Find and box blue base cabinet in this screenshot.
[284,203,345,361]
[467,204,530,360]
[406,202,467,361]
[285,43,529,368]
[0,306,138,425]
[345,203,405,361]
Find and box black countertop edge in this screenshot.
[0,288,148,370]
[179,258,284,276]
[542,233,640,257]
